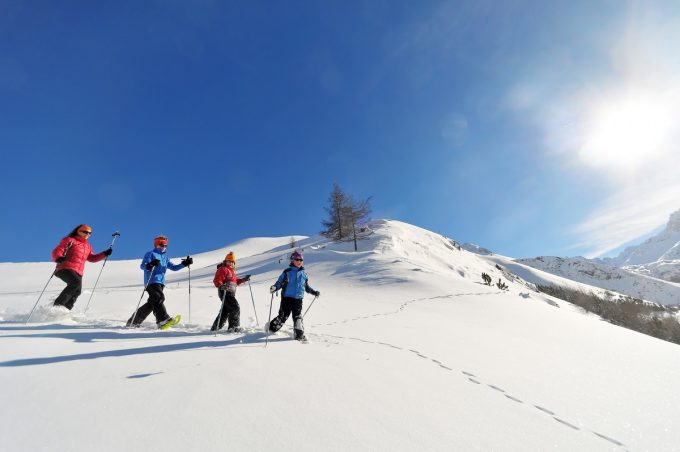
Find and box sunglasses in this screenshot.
[158,243,168,247]
[79,230,92,235]
[293,258,303,262]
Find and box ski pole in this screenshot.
[26,241,73,324]
[302,295,319,319]
[84,231,120,313]
[265,291,275,348]
[187,255,191,324]
[248,281,259,325]
[128,265,156,328]
[25,270,57,324]
[214,288,228,337]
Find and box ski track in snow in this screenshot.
[310,292,629,451]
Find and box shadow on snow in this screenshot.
[0,328,289,367]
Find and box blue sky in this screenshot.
[2,0,680,263]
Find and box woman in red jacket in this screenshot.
[51,224,112,310]
[212,251,250,332]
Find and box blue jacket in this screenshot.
[140,248,185,285]
[274,265,317,300]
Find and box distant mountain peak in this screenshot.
[584,208,680,283]
[667,209,680,233]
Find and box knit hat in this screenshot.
[225,251,236,263]
[154,235,168,247]
[290,251,304,261]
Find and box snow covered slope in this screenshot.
[504,209,680,303]
[598,209,680,283]
[515,255,680,306]
[602,209,680,266]
[1,220,679,452]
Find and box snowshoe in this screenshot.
[158,314,181,330]
[30,304,72,323]
[264,321,279,333]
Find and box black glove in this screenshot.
[313,290,320,297]
[55,256,66,264]
[181,257,193,267]
[103,247,113,256]
[146,258,160,270]
[242,274,251,282]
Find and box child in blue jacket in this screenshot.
[126,235,192,328]
[268,251,320,341]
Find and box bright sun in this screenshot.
[579,95,673,170]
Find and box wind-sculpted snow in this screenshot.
[1,219,679,452]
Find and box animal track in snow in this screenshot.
[318,330,626,450]
[313,292,627,450]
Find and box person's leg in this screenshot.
[291,299,305,339]
[127,299,153,326]
[148,284,170,325]
[212,288,228,331]
[268,297,294,332]
[224,294,241,330]
[53,269,82,310]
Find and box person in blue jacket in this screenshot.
[126,235,192,328]
[268,251,320,341]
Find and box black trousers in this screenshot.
[211,289,241,331]
[53,269,82,310]
[269,297,304,337]
[127,283,170,326]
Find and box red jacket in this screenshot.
[213,263,247,294]
[52,236,106,276]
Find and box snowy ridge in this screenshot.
[1,219,679,452]
[508,209,680,302]
[461,242,494,255]
[595,208,680,283]
[624,259,680,284]
[605,227,680,266]
[515,256,680,306]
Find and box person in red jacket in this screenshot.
[51,224,112,310]
[212,251,250,332]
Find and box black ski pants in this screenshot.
[127,283,170,326]
[211,289,240,331]
[53,269,82,310]
[269,297,304,337]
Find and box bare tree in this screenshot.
[346,194,372,251]
[321,183,372,251]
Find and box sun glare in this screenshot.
[579,95,673,170]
